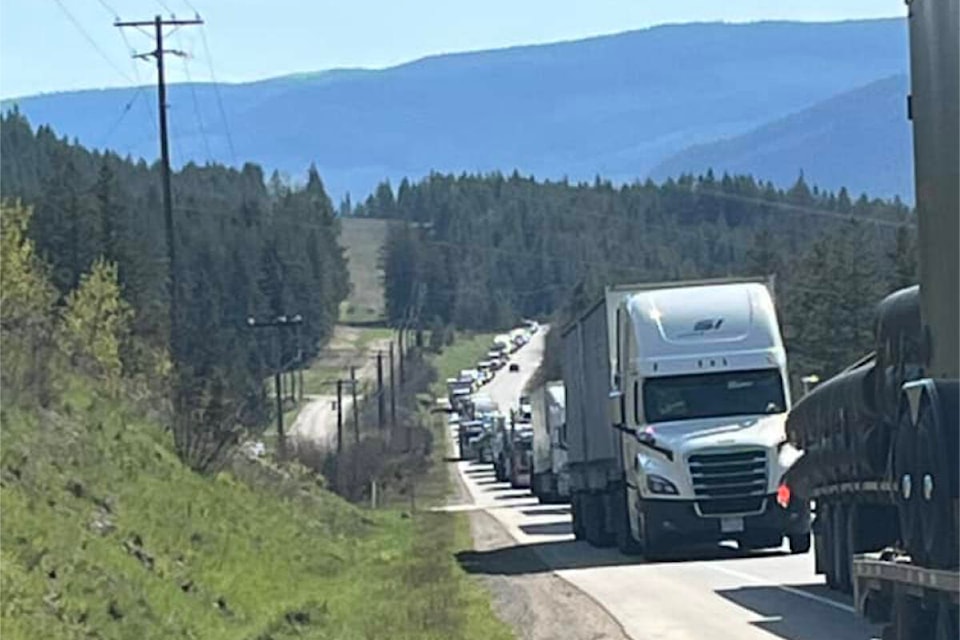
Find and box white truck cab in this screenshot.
[613,281,807,552]
[563,277,809,556]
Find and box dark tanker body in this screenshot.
[783,0,958,637]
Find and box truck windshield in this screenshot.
[643,368,786,423]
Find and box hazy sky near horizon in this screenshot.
[2,0,904,99]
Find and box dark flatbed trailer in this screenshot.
[854,552,959,640]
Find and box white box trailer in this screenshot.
[530,381,569,503]
[562,277,810,557]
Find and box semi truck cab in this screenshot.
[613,282,810,552]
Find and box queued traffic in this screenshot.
[441,321,539,484]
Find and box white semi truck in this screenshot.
[562,277,810,557]
[530,381,570,504]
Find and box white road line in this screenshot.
[707,564,857,614]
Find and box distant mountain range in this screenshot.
[650,74,912,199]
[2,18,911,201]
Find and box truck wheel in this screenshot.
[616,485,643,556]
[894,405,922,562]
[584,494,604,546]
[916,388,957,569]
[740,534,782,551]
[831,503,851,593]
[789,532,811,554]
[571,493,586,541]
[642,523,668,561]
[935,597,958,640]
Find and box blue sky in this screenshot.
[1,0,904,99]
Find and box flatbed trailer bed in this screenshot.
[853,552,958,640]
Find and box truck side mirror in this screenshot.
[609,390,625,428]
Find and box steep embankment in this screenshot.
[0,381,512,640]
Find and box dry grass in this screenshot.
[339,218,389,323]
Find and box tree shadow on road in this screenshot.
[714,584,875,640]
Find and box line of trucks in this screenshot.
[524,2,958,637]
[452,3,957,635]
[448,321,540,486]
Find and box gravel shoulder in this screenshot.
[451,466,629,640]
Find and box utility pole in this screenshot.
[351,366,360,444]
[389,341,397,429]
[296,322,304,404]
[115,15,203,358]
[376,351,385,431]
[397,325,405,384]
[246,314,303,455]
[336,379,344,453]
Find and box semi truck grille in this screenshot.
[688,449,767,515]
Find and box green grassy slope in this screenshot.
[0,380,512,640]
[339,218,389,324]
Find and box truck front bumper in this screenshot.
[639,494,810,544]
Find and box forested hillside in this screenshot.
[0,111,348,469]
[366,171,916,381]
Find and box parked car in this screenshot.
[509,362,520,372]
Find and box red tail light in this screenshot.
[776,483,791,508]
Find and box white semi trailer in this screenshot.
[530,381,569,504]
[562,277,810,557]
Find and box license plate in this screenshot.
[721,517,744,533]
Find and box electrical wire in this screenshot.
[98,86,147,148]
[177,31,213,162]
[198,26,237,165]
[51,0,133,82]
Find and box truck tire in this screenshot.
[740,533,782,551]
[615,485,643,556]
[935,596,958,640]
[894,405,922,563]
[583,493,603,546]
[915,386,958,569]
[571,493,586,541]
[789,532,811,554]
[641,521,668,561]
[584,493,615,548]
[831,503,851,593]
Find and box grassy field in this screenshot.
[0,377,513,640]
[339,218,389,324]
[429,333,497,396]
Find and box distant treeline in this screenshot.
[0,111,348,470]
[360,171,916,382]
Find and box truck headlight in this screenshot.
[646,474,679,495]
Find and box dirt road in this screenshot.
[288,325,392,447]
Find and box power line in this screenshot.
[51,0,133,83]
[197,26,237,165]
[154,0,176,16]
[116,14,204,363]
[98,86,147,148]
[176,31,213,163]
[94,0,119,18]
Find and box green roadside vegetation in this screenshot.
[0,200,512,639]
[428,333,498,396]
[1,381,510,640]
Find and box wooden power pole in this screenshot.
[115,15,204,358]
